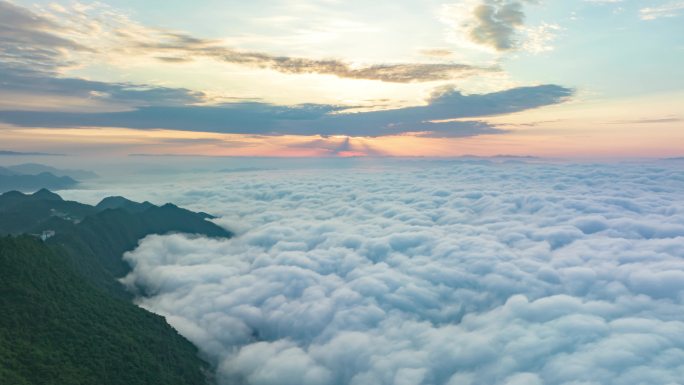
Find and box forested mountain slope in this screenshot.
[0,190,232,385]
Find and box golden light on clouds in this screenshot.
[1,0,681,159]
[3,95,683,159]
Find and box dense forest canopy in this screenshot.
[0,190,231,385]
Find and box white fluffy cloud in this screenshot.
[442,0,558,53]
[116,160,684,385]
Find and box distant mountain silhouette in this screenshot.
[0,169,78,192]
[0,150,63,156]
[6,163,98,179]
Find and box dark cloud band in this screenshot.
[0,85,572,138]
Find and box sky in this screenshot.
[0,0,682,157]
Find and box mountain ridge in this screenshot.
[0,170,78,192]
[0,189,232,384]
[5,163,98,179]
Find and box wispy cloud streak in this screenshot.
[0,1,496,84]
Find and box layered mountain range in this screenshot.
[0,163,98,192]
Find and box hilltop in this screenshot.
[0,190,232,384]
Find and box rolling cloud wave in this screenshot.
[119,161,684,385]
